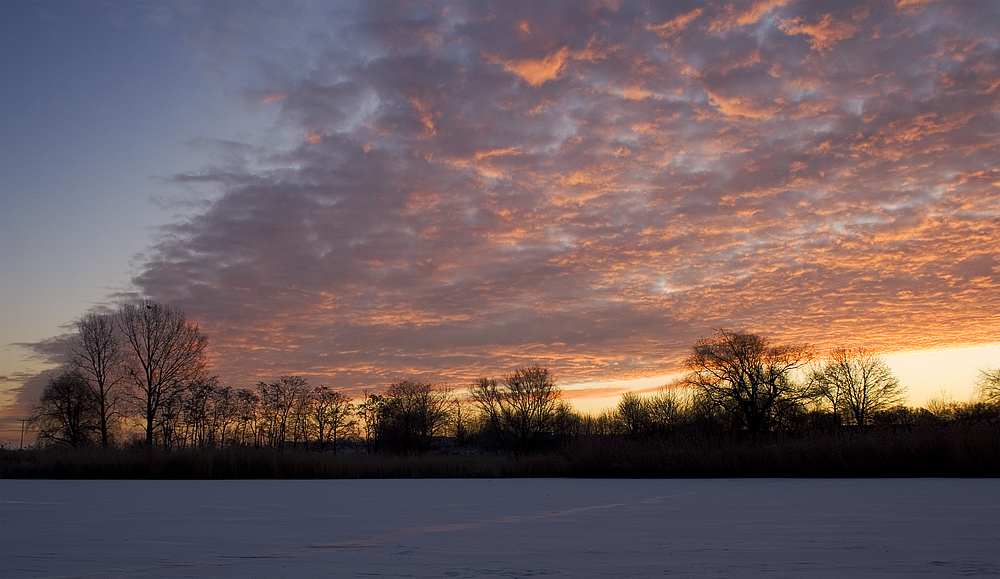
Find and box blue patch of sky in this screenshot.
[0,2,271,368]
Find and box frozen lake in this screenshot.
[2,478,998,578]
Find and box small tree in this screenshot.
[975,367,1000,406]
[379,380,451,455]
[258,375,309,449]
[30,371,101,447]
[311,386,355,453]
[470,365,563,454]
[358,391,386,453]
[810,347,906,426]
[233,388,260,446]
[647,384,690,435]
[685,329,813,436]
[210,385,238,448]
[181,377,218,448]
[617,392,653,436]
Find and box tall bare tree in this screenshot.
[118,300,209,445]
[68,312,125,447]
[470,365,563,454]
[810,347,906,426]
[685,329,813,436]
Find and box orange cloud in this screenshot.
[408,94,437,136]
[260,93,285,104]
[779,14,857,52]
[621,85,655,101]
[709,0,791,34]
[705,91,779,119]
[493,46,570,87]
[647,7,704,37]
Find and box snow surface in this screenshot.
[1,478,998,578]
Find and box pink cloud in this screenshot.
[8,0,999,406]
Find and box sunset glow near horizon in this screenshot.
[1,0,998,440]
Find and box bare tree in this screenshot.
[617,392,652,436]
[449,389,469,445]
[68,313,125,447]
[379,380,451,455]
[311,386,355,453]
[616,385,691,437]
[181,377,218,448]
[647,384,691,434]
[685,329,813,436]
[357,391,385,453]
[233,388,261,446]
[30,371,101,447]
[810,347,906,426]
[470,365,563,454]
[210,385,238,448]
[118,300,209,445]
[258,375,309,449]
[975,367,1000,406]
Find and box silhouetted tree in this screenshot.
[118,301,209,445]
[30,371,101,447]
[647,385,690,434]
[617,392,653,436]
[233,388,260,446]
[358,391,386,453]
[258,375,309,449]
[685,330,814,436]
[450,389,469,445]
[156,392,184,449]
[379,380,451,455]
[615,385,692,437]
[311,386,355,453]
[68,312,125,447]
[470,365,563,454]
[181,377,218,448]
[810,347,906,425]
[210,385,238,448]
[976,367,1000,406]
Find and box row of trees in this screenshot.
[32,365,573,454]
[31,301,209,447]
[29,304,1000,452]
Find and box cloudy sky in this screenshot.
[2,0,998,435]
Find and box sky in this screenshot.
[1,0,998,439]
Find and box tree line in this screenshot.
[27,301,1000,455]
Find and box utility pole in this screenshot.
[17,418,29,450]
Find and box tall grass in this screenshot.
[2,422,996,479]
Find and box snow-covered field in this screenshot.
[2,478,997,578]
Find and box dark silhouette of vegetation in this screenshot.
[685,329,814,436]
[69,313,126,447]
[470,365,573,454]
[976,366,1000,405]
[29,371,102,448]
[810,347,906,425]
[118,300,209,445]
[12,320,999,478]
[378,380,451,455]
